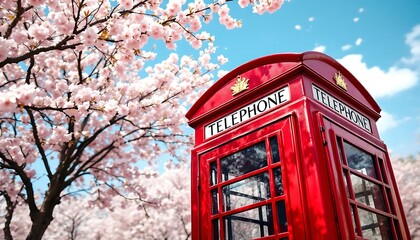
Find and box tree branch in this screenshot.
[0,190,16,240]
[0,38,81,68]
[25,56,35,84]
[3,0,33,39]
[0,152,39,219]
[25,107,53,180]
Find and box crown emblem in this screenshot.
[231,76,249,95]
[334,72,347,91]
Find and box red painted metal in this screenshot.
[186,52,410,240]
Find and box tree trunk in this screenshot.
[1,191,15,240]
[26,211,54,240]
[26,184,61,240]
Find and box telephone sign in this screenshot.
[312,84,372,132]
[205,86,290,138]
[186,52,410,240]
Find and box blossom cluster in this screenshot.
[1,165,192,239]
[0,0,284,238]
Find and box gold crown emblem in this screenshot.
[334,72,347,91]
[231,76,249,95]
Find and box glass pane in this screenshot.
[336,137,345,164]
[273,168,284,196]
[350,205,359,236]
[379,158,388,184]
[386,188,395,214]
[223,172,270,211]
[394,219,402,240]
[358,208,392,240]
[211,162,218,185]
[269,137,280,163]
[224,205,274,239]
[221,142,267,181]
[343,170,350,197]
[276,201,288,233]
[212,189,219,214]
[213,219,220,240]
[344,141,377,179]
[350,173,386,211]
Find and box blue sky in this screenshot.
[192,0,420,158]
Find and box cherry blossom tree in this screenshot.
[1,164,191,239]
[392,153,420,239]
[0,0,285,239]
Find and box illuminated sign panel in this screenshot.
[205,86,290,139]
[312,84,371,132]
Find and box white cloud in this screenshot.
[308,17,315,22]
[338,54,418,98]
[295,25,301,30]
[355,38,363,46]
[358,8,364,13]
[313,45,326,53]
[377,111,398,134]
[341,44,352,51]
[402,24,420,66]
[353,17,359,23]
[377,112,411,134]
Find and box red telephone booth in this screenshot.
[185,52,410,240]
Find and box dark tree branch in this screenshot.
[77,51,84,84]
[0,38,81,68]
[0,190,16,240]
[25,56,35,84]
[0,152,39,220]
[25,107,53,179]
[3,0,33,39]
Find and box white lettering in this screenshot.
[312,85,372,133]
[205,86,290,139]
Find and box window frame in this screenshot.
[199,118,301,240]
[324,118,402,240]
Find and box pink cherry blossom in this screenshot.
[0,92,17,113]
[82,27,98,47]
[0,38,11,62]
[28,0,46,7]
[118,0,134,9]
[218,5,230,17]
[28,23,50,42]
[217,54,228,65]
[0,0,286,239]
[238,0,249,8]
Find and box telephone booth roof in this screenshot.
[186,51,381,126]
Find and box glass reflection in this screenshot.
[350,205,359,235]
[337,137,344,164]
[343,171,350,197]
[212,189,219,214]
[379,158,388,184]
[269,137,280,163]
[276,201,288,232]
[224,205,274,239]
[344,141,377,179]
[223,172,270,211]
[213,219,220,240]
[211,162,218,185]
[273,168,284,196]
[358,208,392,240]
[350,173,386,211]
[221,142,267,181]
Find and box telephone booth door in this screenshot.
[320,116,406,239]
[198,118,306,240]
